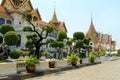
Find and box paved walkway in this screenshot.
[25,60,120,80]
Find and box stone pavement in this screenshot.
[25,59,120,80]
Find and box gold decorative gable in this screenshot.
[9,0,28,9]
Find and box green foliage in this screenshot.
[0,24,15,34]
[57,30,67,41]
[67,53,79,63]
[50,41,64,48]
[23,26,32,31]
[16,49,29,57]
[84,38,90,45]
[0,36,3,44]
[117,49,120,54]
[26,14,32,22]
[4,31,19,46]
[25,56,39,66]
[50,41,58,48]
[46,38,55,43]
[42,26,53,33]
[75,40,83,48]
[25,40,34,50]
[58,41,64,48]
[66,40,72,46]
[21,51,29,57]
[10,50,21,59]
[88,53,96,61]
[26,34,38,42]
[90,50,97,55]
[41,51,52,59]
[73,32,85,40]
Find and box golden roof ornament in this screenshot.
[10,0,28,9]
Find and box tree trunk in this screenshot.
[35,44,41,59]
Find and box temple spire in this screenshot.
[50,0,58,23]
[91,12,93,25]
[87,14,97,34]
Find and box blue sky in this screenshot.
[0,0,120,49]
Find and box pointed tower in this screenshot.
[86,16,98,45]
[49,8,58,23]
[87,17,97,34]
[49,1,67,32]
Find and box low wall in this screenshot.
[17,61,26,72]
[55,60,69,68]
[36,61,49,71]
[0,62,17,76]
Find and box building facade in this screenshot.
[0,0,67,49]
[86,18,116,51]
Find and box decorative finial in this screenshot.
[91,11,93,25]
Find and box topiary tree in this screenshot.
[66,40,72,55]
[0,24,15,34]
[50,41,64,59]
[24,14,53,59]
[75,40,83,55]
[4,31,19,46]
[73,32,84,40]
[73,32,85,54]
[83,38,91,56]
[23,26,32,31]
[25,40,34,56]
[57,30,67,41]
[10,50,21,59]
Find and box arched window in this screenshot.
[7,20,12,24]
[0,18,5,25]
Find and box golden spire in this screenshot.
[87,14,97,34]
[50,0,58,23]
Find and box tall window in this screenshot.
[7,20,12,24]
[0,18,5,25]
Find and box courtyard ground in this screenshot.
[25,59,120,80]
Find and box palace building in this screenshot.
[86,18,116,51]
[0,0,67,49]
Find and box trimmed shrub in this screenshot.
[0,24,15,34]
[10,50,21,59]
[4,31,19,46]
[57,30,67,41]
[23,26,32,31]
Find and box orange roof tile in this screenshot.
[0,5,8,14]
[38,21,51,26]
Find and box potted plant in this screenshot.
[49,59,56,68]
[25,56,39,73]
[67,53,79,66]
[88,53,96,63]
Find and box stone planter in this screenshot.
[17,61,26,72]
[55,60,69,68]
[0,62,17,76]
[36,61,49,71]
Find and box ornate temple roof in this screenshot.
[0,5,8,14]
[55,22,67,32]
[38,21,51,26]
[87,17,97,34]
[49,8,58,23]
